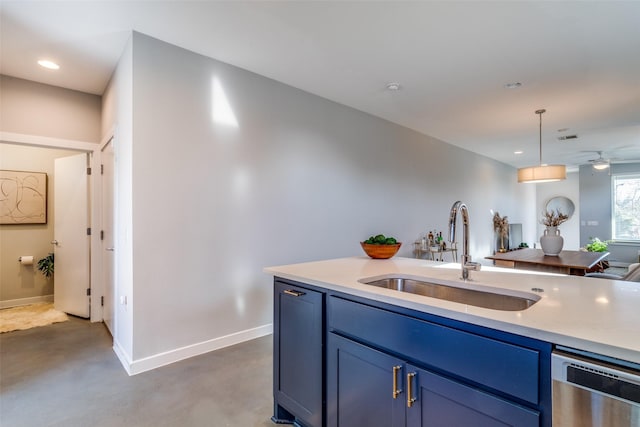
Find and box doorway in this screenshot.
[0,139,103,323]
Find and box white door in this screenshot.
[54,153,90,317]
[101,140,115,334]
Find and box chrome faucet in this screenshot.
[449,201,481,281]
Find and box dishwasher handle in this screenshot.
[552,352,640,405]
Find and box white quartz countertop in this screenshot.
[265,256,640,364]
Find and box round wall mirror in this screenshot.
[545,196,575,218]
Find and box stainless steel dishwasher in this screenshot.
[552,348,640,426]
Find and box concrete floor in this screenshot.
[0,316,276,427]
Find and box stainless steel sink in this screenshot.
[360,277,539,311]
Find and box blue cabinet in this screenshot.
[328,333,539,427]
[407,366,539,426]
[327,295,551,427]
[327,333,406,427]
[328,296,542,405]
[272,278,552,427]
[272,280,324,427]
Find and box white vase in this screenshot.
[540,226,563,256]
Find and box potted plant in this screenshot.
[492,212,509,253]
[37,253,54,279]
[540,209,569,229]
[585,237,609,252]
[539,209,569,256]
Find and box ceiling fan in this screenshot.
[589,151,610,170]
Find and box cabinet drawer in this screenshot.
[328,296,540,404]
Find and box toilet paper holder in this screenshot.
[18,256,34,265]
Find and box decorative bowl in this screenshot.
[360,242,402,259]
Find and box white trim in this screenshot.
[100,126,116,151]
[611,173,640,242]
[609,241,640,247]
[112,338,133,376]
[92,131,116,326]
[89,149,103,323]
[118,323,273,376]
[0,131,98,152]
[0,295,54,309]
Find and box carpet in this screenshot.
[0,302,68,333]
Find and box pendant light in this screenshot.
[517,109,566,183]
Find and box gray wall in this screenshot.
[101,32,531,365]
[0,75,102,142]
[580,163,640,264]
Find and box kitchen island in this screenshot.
[265,256,640,427]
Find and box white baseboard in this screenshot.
[115,323,273,376]
[0,295,54,309]
[112,339,134,376]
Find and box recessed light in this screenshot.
[514,150,523,155]
[504,82,522,89]
[38,60,60,70]
[385,82,401,91]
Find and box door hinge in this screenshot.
[101,296,104,306]
[101,164,104,175]
[87,167,92,175]
[87,227,91,236]
[86,288,91,296]
[100,230,104,240]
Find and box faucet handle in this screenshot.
[465,261,482,271]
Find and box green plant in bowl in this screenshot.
[585,237,609,252]
[361,234,401,259]
[364,234,397,245]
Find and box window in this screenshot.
[612,174,640,241]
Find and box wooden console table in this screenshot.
[485,249,609,276]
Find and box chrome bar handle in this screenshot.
[465,261,481,271]
[407,372,417,407]
[392,365,402,399]
[283,289,306,297]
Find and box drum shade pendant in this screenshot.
[517,109,566,183]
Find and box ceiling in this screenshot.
[2,1,639,170]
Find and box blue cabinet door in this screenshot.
[406,364,540,427]
[329,295,542,405]
[327,333,407,427]
[273,280,324,427]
